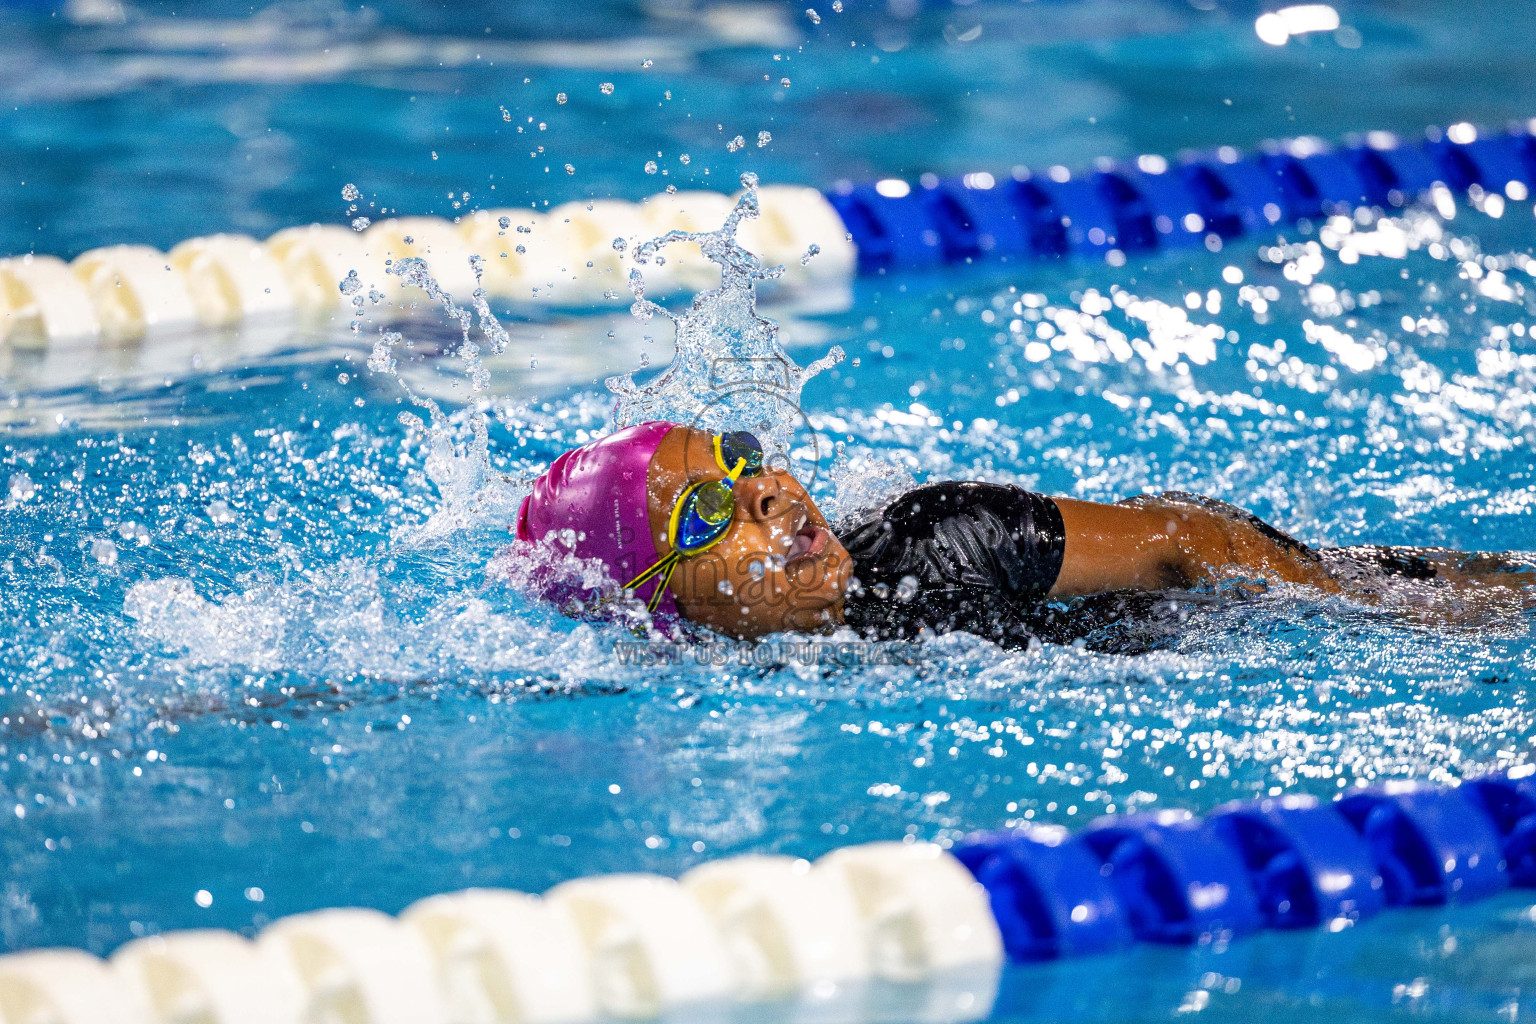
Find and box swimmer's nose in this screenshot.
[734,473,786,522]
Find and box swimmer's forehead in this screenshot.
[676,427,726,475]
[650,425,801,491]
[646,427,719,510]
[647,426,718,480]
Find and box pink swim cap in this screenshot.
[514,421,680,617]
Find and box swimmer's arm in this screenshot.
[1047,496,1339,597]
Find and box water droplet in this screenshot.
[679,153,691,165]
[367,330,401,374]
[515,244,526,254]
[600,82,614,95]
[350,217,371,232]
[612,237,628,253]
[206,500,236,525]
[556,92,567,104]
[8,472,35,502]
[727,135,745,152]
[498,216,511,230]
[430,151,439,160]
[339,270,361,295]
[90,538,118,566]
[499,105,512,121]
[717,580,734,596]
[805,7,821,23]
[748,560,766,580]
[757,130,772,147]
[832,0,842,10]
[644,160,658,174]
[642,59,653,68]
[341,183,360,201]
[780,77,791,88]
[801,243,821,266]
[565,163,576,175]
[896,575,919,602]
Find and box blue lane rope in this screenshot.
[953,770,1536,962]
[824,126,1536,274]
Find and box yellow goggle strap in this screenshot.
[648,558,679,612]
[624,549,679,591]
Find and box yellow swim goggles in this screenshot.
[623,431,765,611]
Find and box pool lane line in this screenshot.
[3,121,1533,352]
[828,121,1536,273]
[953,771,1531,961]
[1,769,1534,1023]
[0,187,855,350]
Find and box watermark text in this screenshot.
[614,639,917,667]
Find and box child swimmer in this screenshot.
[512,421,1534,647]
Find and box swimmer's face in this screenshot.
[647,427,851,638]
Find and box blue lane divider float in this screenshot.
[955,770,1535,963]
[826,122,1536,274]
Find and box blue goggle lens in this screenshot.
[717,431,764,477]
[674,479,736,553]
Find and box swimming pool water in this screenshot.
[7,0,1536,1019]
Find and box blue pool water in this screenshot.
[7,0,1536,1018]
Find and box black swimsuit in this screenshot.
[839,481,1068,647]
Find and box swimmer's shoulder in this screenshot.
[839,479,1066,594]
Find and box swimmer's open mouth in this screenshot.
[787,522,829,564]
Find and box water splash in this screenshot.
[363,255,527,546]
[607,171,843,471]
[824,441,917,531]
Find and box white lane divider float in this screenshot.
[0,948,146,1024]
[0,186,857,349]
[742,185,858,284]
[542,199,651,305]
[403,888,596,1024]
[816,843,1003,1024]
[111,929,302,1024]
[683,853,868,1001]
[168,235,294,328]
[256,907,450,1024]
[458,209,548,300]
[0,255,100,349]
[545,873,739,1019]
[365,217,484,302]
[637,190,739,293]
[0,843,997,1024]
[817,842,1004,980]
[71,245,199,345]
[264,223,385,316]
